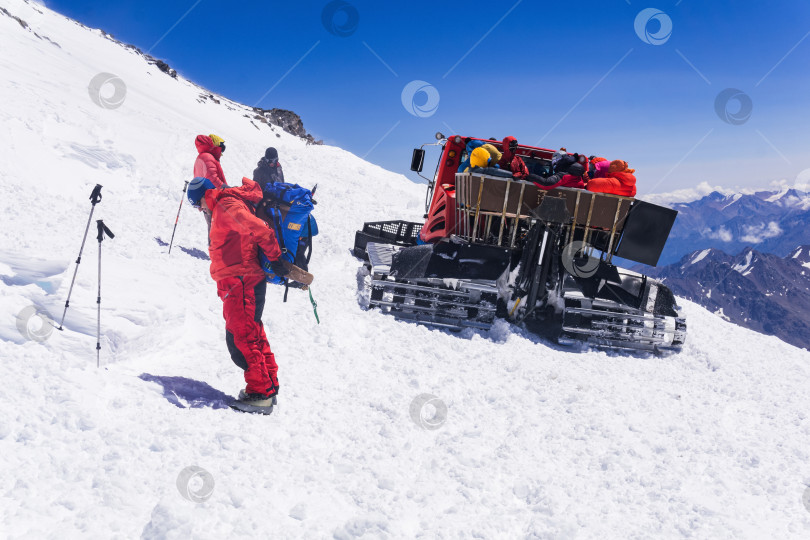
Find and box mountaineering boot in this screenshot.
[230,388,277,415]
[238,388,277,405]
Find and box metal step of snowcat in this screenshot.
[366,242,501,331]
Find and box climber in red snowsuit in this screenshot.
[187,176,286,405]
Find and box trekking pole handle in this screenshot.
[96,220,115,242]
[90,184,103,205]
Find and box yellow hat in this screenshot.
[470,147,490,169]
[209,134,225,147]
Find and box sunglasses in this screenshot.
[219,142,226,153]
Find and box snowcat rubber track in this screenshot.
[370,279,498,331]
[366,242,499,331]
[557,295,686,352]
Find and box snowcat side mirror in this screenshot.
[411,148,426,172]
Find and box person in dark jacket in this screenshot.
[253,147,285,190]
[533,152,587,191]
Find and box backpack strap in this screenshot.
[269,202,291,302]
[269,203,288,256]
[304,215,313,265]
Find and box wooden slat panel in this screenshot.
[455,174,634,233]
[548,187,632,231]
[455,173,540,217]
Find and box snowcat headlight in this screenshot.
[454,136,462,144]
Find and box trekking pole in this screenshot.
[96,220,115,367]
[58,184,103,331]
[168,180,190,255]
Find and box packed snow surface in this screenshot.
[2,1,810,538]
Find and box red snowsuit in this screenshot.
[535,174,586,191]
[204,178,282,395]
[496,136,530,179]
[587,160,637,197]
[194,135,228,188]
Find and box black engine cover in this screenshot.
[390,241,510,280]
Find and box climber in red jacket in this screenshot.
[187,176,286,411]
[194,134,228,188]
[497,136,530,179]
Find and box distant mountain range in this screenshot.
[645,245,810,350]
[651,188,810,266]
[628,187,810,350]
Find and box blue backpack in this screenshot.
[256,183,318,289]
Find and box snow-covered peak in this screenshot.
[689,248,712,265]
[644,182,734,207]
[731,250,755,275]
[765,187,792,202]
[790,245,810,269]
[720,192,743,210]
[647,182,809,209]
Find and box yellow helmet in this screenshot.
[470,147,490,169]
[209,134,225,147]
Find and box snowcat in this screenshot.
[353,134,686,353]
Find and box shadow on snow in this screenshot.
[154,237,209,260]
[139,373,231,409]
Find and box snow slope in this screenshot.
[2,1,810,538]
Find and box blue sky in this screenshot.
[47,0,810,194]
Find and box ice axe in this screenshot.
[309,288,320,324]
[58,184,103,331]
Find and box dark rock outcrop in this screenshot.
[150,59,177,78]
[0,6,28,29]
[1,5,54,44]
[252,107,322,144]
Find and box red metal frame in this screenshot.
[420,136,560,243]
